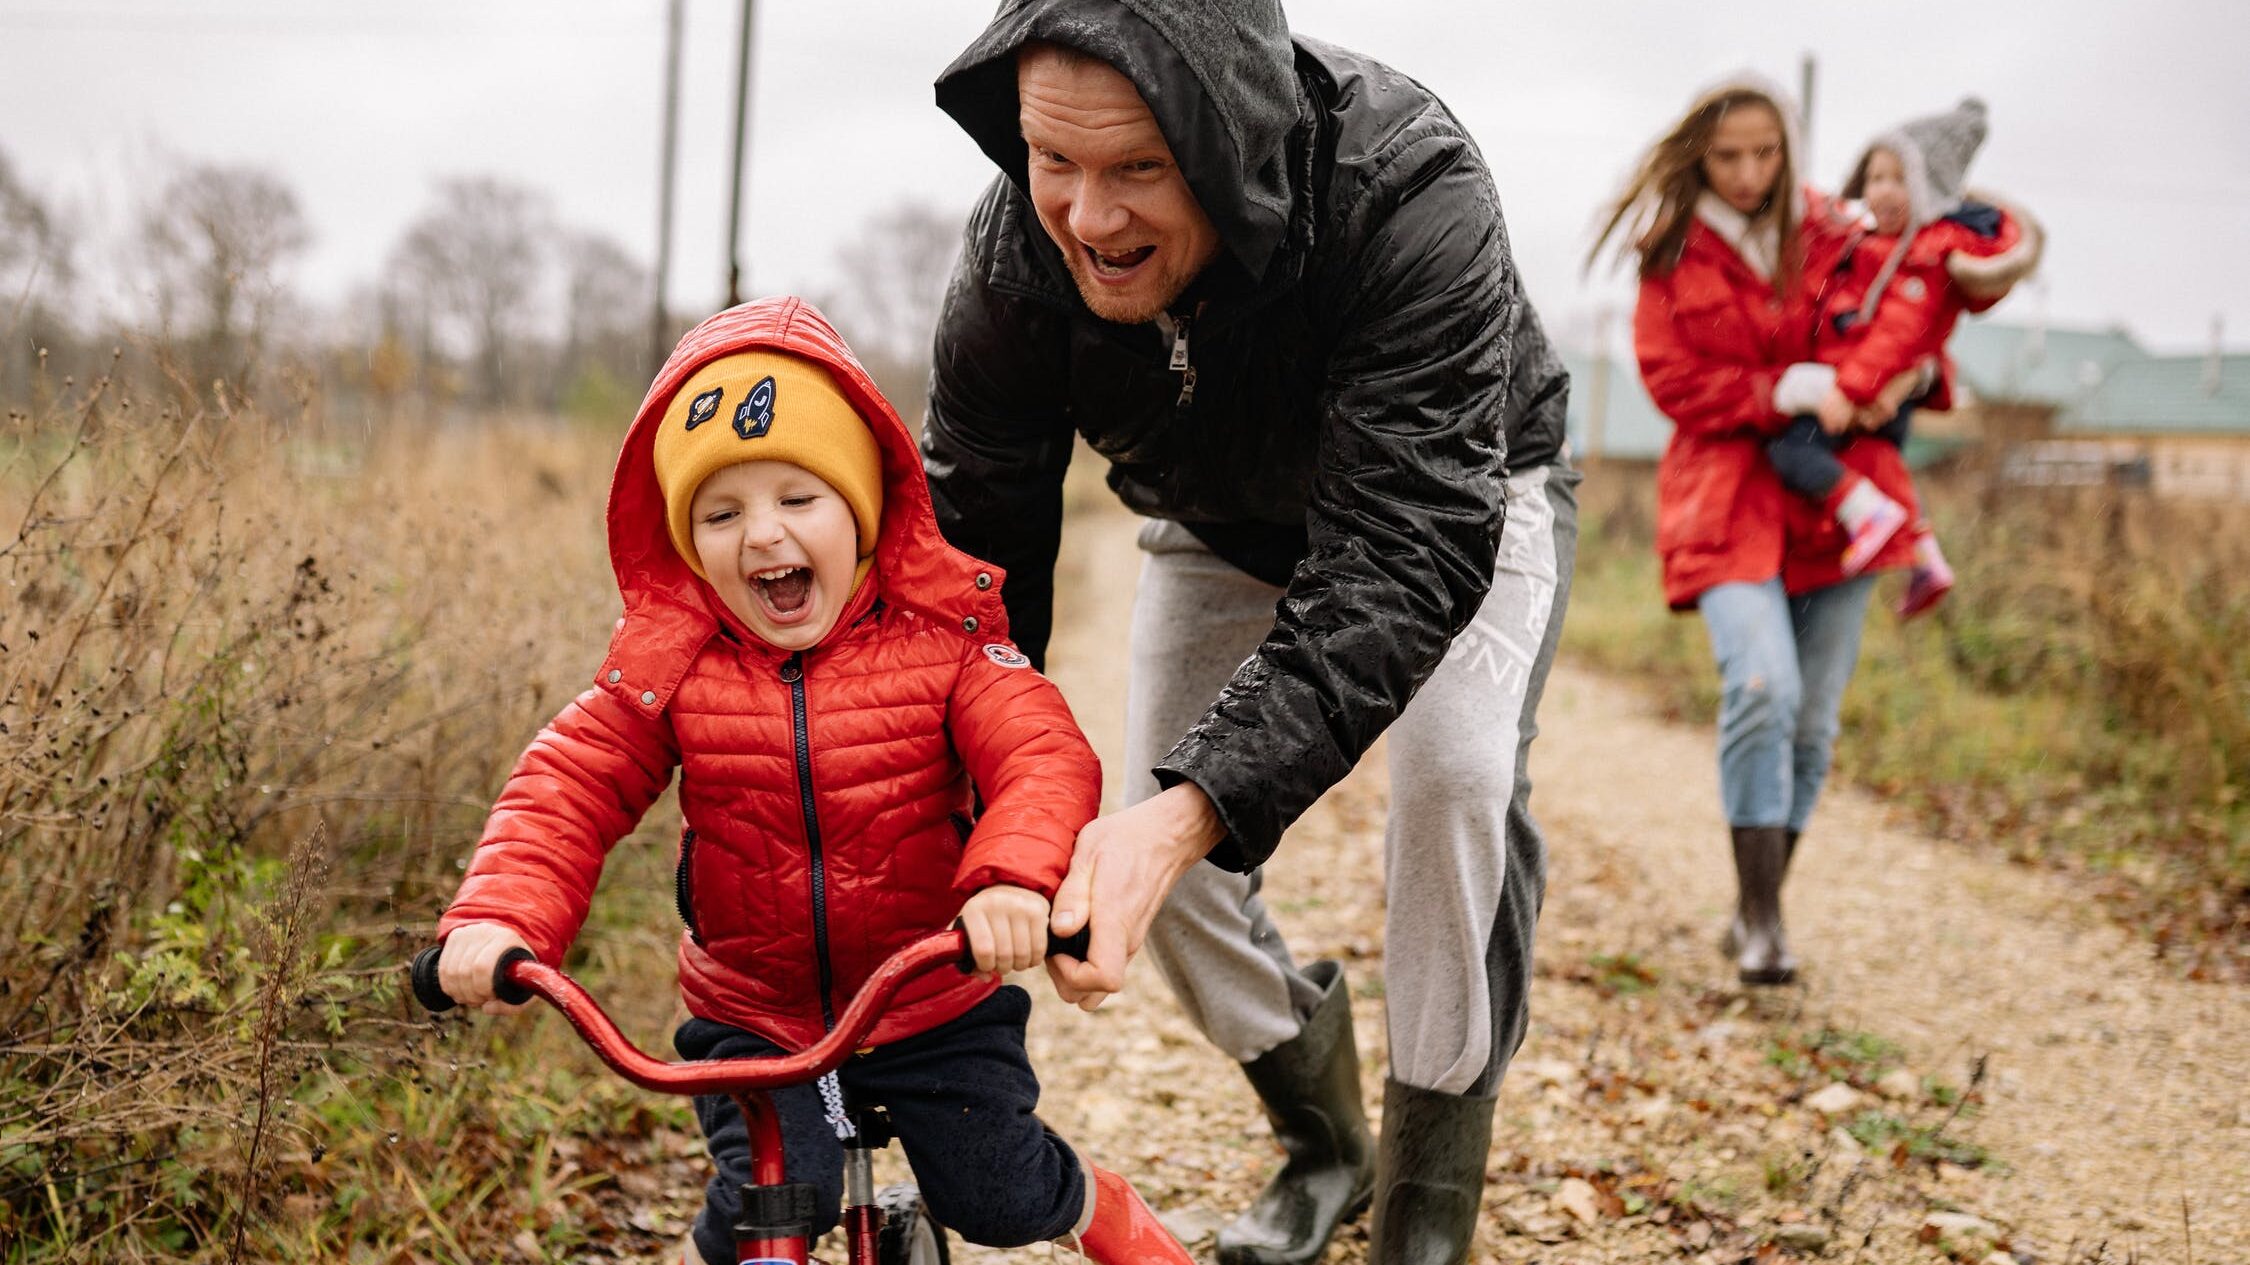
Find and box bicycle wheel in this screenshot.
[875,1183,950,1265]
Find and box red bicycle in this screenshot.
[411,924,1088,1264]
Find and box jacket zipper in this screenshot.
[782,651,838,1030]
[1163,308,1199,408]
[673,828,702,946]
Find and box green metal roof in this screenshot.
[1946,319,2149,407]
[2054,353,2250,436]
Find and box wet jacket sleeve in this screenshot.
[1155,131,1515,871]
[923,220,1076,670]
[946,646,1101,899]
[1633,276,1789,438]
[436,686,680,964]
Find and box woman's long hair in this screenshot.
[1589,81,1801,295]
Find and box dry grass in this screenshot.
[0,361,680,1260]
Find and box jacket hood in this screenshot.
[934,0,1301,285]
[597,298,1009,708]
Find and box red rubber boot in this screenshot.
[1076,1165,1194,1263]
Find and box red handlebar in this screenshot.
[514,931,965,1094]
[412,930,968,1095]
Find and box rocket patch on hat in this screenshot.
[734,375,777,440]
[685,386,723,430]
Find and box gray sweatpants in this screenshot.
[1129,463,1577,1097]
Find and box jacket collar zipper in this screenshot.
[1155,303,1204,409]
[780,650,838,1031]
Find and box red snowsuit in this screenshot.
[1811,209,2025,410]
[1635,194,1919,609]
[438,297,1101,1051]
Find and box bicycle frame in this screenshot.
[413,926,1075,1264]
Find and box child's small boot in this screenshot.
[1830,475,1908,576]
[1896,532,1955,620]
[1070,1165,1194,1263]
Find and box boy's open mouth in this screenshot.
[1085,243,1155,277]
[752,566,813,618]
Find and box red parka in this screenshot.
[1635,194,1919,609]
[1814,209,2025,410]
[438,298,1101,1051]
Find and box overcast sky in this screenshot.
[5,0,2247,356]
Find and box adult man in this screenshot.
[926,2,1575,1260]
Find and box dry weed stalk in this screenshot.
[2,358,622,1257]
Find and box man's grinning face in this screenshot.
[1018,46,1222,325]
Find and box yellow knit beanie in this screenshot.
[651,350,884,579]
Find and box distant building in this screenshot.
[1569,318,2250,501]
[2041,352,2250,500]
[1562,350,1670,464]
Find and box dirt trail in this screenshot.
[986,503,2248,1263]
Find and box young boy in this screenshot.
[432,297,1191,1261]
[1768,96,2040,615]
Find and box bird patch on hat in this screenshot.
[734,375,777,440]
[685,386,723,430]
[982,643,1031,670]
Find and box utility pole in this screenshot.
[1799,52,1817,175]
[649,0,684,373]
[1586,307,1613,466]
[724,0,758,308]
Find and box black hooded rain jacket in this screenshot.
[925,0,1569,871]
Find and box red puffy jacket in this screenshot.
[1813,209,2025,409]
[438,298,1101,1051]
[1635,194,1919,609]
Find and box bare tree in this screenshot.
[821,200,964,412]
[140,162,310,400]
[0,147,75,402]
[560,229,648,389]
[1,148,72,318]
[389,177,550,408]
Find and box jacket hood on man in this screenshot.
[934,0,1300,285]
[597,296,1010,709]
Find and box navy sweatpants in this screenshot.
[675,985,1084,1258]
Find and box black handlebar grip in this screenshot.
[1046,927,1092,964]
[492,947,537,1006]
[410,944,538,1011]
[410,945,455,1013]
[951,919,1095,973]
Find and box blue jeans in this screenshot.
[1695,577,1877,830]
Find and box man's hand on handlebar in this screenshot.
[1046,782,1224,1012]
[956,884,1053,976]
[437,922,536,1016]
